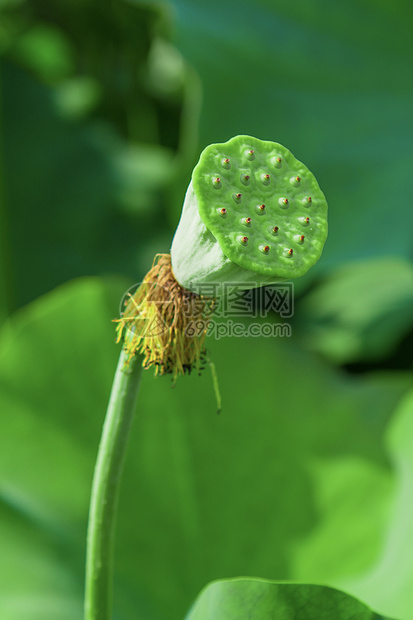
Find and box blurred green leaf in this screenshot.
[296,257,413,364]
[288,388,413,620]
[53,76,102,119]
[0,492,83,620]
[12,23,75,81]
[338,388,413,620]
[0,0,202,320]
[0,278,411,619]
[185,578,395,620]
[3,0,196,148]
[291,455,393,580]
[0,277,130,620]
[0,59,174,313]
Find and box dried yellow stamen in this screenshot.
[113,254,215,380]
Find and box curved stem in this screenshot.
[85,349,142,620]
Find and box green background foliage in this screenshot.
[0,0,412,619]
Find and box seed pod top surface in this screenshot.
[191,135,328,279]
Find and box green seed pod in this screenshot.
[171,135,328,293]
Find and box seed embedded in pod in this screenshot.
[285,248,294,257]
[271,226,279,235]
[241,217,252,226]
[302,196,312,206]
[290,175,301,187]
[299,216,310,226]
[219,208,227,217]
[221,158,231,169]
[213,177,222,189]
[233,192,242,204]
[278,197,289,209]
[255,204,266,215]
[237,235,249,246]
[261,173,271,185]
[240,173,251,186]
[259,244,270,254]
[294,234,305,244]
[272,156,282,168]
[245,149,255,160]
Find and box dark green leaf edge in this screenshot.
[185,578,398,620]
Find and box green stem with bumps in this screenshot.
[84,349,142,620]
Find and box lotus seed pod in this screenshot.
[171,135,328,293]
